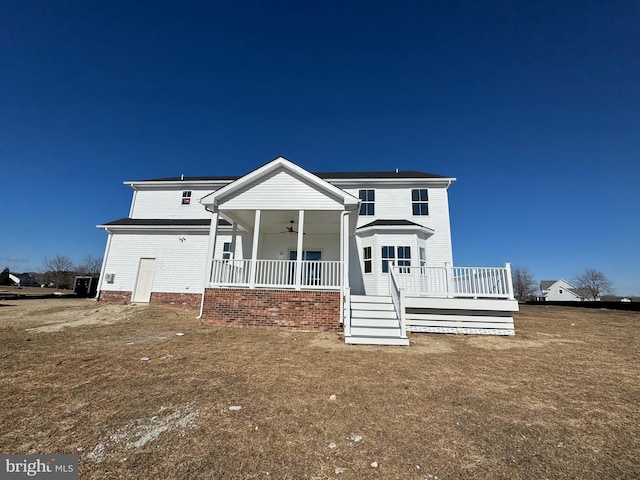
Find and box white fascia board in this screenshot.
[96,224,233,233]
[326,177,457,188]
[357,224,435,236]
[123,180,233,190]
[200,156,360,207]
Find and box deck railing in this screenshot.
[210,259,342,290]
[392,263,514,299]
[388,265,408,339]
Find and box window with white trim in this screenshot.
[397,246,411,273]
[411,189,428,215]
[359,189,375,215]
[363,247,372,273]
[222,242,232,260]
[381,246,395,273]
[181,190,192,205]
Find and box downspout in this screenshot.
[95,228,113,299]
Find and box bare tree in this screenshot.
[76,254,103,276]
[511,266,537,302]
[42,255,75,289]
[574,268,614,300]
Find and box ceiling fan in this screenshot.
[281,220,305,234]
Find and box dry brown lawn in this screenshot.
[0,299,638,479]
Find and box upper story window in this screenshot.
[181,191,192,205]
[419,247,426,267]
[359,189,375,215]
[411,189,429,215]
[363,247,372,273]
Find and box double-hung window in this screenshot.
[411,189,428,215]
[182,190,192,205]
[363,247,372,273]
[381,246,395,273]
[382,246,411,273]
[397,246,411,273]
[359,189,375,215]
[222,242,232,260]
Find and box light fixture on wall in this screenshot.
[178,235,186,243]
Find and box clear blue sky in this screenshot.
[1,1,638,295]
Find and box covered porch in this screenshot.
[206,209,348,291]
[197,158,359,331]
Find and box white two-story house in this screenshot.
[97,157,517,345]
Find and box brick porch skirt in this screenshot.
[98,291,201,309]
[201,288,341,331]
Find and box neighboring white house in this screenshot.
[97,157,518,345]
[540,279,591,301]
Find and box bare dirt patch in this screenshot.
[0,301,638,479]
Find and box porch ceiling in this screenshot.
[220,209,342,234]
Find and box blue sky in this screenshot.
[1,1,638,294]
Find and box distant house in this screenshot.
[8,272,38,287]
[540,279,592,302]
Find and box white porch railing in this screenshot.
[210,259,342,290]
[392,263,514,299]
[388,266,408,339]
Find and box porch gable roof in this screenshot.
[200,157,360,211]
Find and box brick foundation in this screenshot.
[98,290,132,304]
[201,288,341,331]
[150,292,201,310]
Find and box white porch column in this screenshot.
[249,210,261,288]
[230,222,238,259]
[295,209,305,290]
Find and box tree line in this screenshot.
[0,254,102,290]
[511,266,614,302]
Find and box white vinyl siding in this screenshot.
[220,169,344,211]
[130,187,217,219]
[259,233,340,262]
[102,232,235,294]
[343,184,453,268]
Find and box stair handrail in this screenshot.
[389,264,408,339]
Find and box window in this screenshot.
[419,247,426,267]
[559,289,563,294]
[397,246,411,272]
[382,246,411,273]
[222,242,232,260]
[363,247,372,273]
[411,189,428,215]
[181,190,192,205]
[381,246,395,273]
[359,189,375,215]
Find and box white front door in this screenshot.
[133,258,156,302]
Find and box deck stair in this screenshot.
[345,295,409,346]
